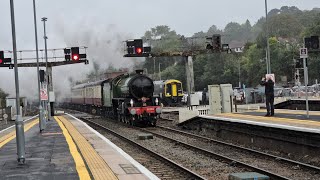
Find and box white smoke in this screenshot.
[0,17,140,102]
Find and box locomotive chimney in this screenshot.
[135,69,144,74]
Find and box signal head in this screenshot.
[135,47,143,54]
[0,51,3,64]
[71,47,80,61]
[311,36,319,49]
[72,54,79,61]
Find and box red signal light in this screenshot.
[136,47,142,54]
[72,54,79,61]
[0,51,3,64]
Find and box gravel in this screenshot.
[147,127,320,180]
[77,116,248,180]
[158,118,320,168]
[68,110,320,179]
[92,126,191,180]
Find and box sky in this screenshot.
[0,0,319,98]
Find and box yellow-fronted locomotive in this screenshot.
[153,79,183,106]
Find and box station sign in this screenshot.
[40,88,48,101]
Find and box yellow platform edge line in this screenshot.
[0,119,37,144]
[59,115,118,180]
[254,109,320,116]
[54,116,91,180]
[218,113,320,127]
[0,118,39,149]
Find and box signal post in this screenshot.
[185,56,195,105]
[300,35,320,118]
[0,48,89,119]
[123,35,229,106]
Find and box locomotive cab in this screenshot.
[154,79,183,106]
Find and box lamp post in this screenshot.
[9,0,26,164]
[265,0,271,74]
[238,60,241,88]
[159,63,161,81]
[41,17,51,121]
[153,57,156,79]
[33,0,45,131]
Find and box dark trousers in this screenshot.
[266,94,274,115]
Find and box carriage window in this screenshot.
[167,84,172,95]
[177,83,182,93]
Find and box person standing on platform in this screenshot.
[260,75,275,116]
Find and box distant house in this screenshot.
[229,40,245,53]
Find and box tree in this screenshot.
[0,89,8,99]
[137,6,320,90]
[268,13,303,38]
[303,13,320,36]
[0,88,9,102]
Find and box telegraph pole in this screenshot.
[9,0,26,164]
[33,0,45,131]
[158,63,161,80]
[153,57,156,79]
[42,17,51,120]
[300,40,309,118]
[185,56,195,106]
[265,0,271,74]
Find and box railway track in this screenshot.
[80,117,205,180]
[67,110,320,179]
[140,125,320,180]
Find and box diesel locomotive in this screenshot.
[153,79,183,106]
[64,70,161,126]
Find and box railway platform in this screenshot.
[178,109,320,162]
[0,114,158,180]
[203,109,320,133]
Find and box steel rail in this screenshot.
[80,117,206,180]
[157,125,320,172]
[140,127,291,180]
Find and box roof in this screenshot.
[72,78,112,89]
[229,40,246,49]
[165,79,182,84]
[154,79,182,85]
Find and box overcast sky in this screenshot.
[0,0,319,98]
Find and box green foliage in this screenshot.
[140,6,320,89]
[268,14,303,38]
[0,89,8,99]
[143,25,182,53]
[0,88,9,100]
[303,13,320,36]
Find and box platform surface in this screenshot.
[0,118,80,180]
[202,109,320,133]
[0,114,157,180]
